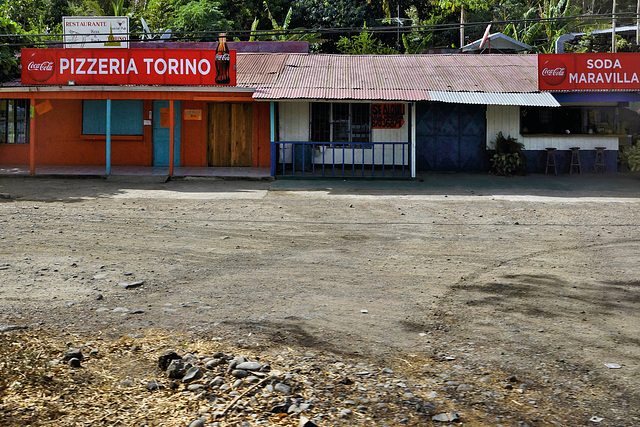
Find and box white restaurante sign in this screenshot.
[63,16,129,49]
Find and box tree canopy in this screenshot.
[0,0,638,81]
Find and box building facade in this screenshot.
[1,47,636,178]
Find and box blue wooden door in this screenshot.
[153,100,181,166]
[416,102,486,172]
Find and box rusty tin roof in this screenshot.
[237,53,542,101]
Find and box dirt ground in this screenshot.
[0,175,639,426]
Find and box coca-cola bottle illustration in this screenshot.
[215,33,230,84]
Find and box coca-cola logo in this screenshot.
[215,53,230,61]
[541,58,567,86]
[25,51,55,82]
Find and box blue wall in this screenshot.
[525,149,617,174]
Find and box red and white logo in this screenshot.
[540,58,567,86]
[25,51,55,82]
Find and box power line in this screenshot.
[1,12,638,48]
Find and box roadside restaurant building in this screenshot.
[1,45,636,178]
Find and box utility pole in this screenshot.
[460,6,466,49]
[612,0,617,52]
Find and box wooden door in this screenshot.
[208,103,253,166]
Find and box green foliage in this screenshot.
[620,144,640,172]
[172,0,231,40]
[1,0,47,32]
[0,16,26,82]
[505,0,581,53]
[489,132,526,176]
[144,0,231,41]
[337,27,398,54]
[294,0,377,29]
[258,2,321,43]
[401,5,432,53]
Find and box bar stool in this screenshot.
[569,147,581,174]
[545,147,557,175]
[594,147,606,173]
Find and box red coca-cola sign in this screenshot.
[539,53,640,90]
[24,50,55,82]
[21,48,236,86]
[540,57,567,86]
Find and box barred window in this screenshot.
[311,103,371,144]
[0,99,30,144]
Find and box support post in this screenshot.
[270,101,276,177]
[106,99,112,175]
[169,99,175,176]
[411,102,416,179]
[29,99,35,175]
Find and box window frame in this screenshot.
[310,102,371,145]
[0,99,30,144]
[520,105,619,135]
[82,100,144,136]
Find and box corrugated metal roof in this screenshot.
[428,91,560,106]
[238,53,543,101]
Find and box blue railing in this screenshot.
[271,141,411,178]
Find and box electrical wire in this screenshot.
[1,12,638,48]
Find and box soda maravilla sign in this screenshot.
[21,48,236,86]
[539,53,640,91]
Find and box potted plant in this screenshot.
[489,132,526,176]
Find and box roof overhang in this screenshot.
[0,84,255,101]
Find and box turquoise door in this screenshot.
[153,100,181,166]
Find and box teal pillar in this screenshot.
[106,99,112,175]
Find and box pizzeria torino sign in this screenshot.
[21,48,237,86]
[538,53,640,91]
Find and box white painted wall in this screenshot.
[486,105,519,148]
[486,104,619,151]
[278,101,309,141]
[277,101,409,165]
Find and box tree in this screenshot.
[1,0,47,32]
[336,25,398,54]
[435,0,493,48]
[401,6,433,53]
[504,0,581,53]
[144,0,231,41]
[0,17,26,82]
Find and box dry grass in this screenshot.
[0,328,610,427]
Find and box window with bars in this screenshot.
[0,99,30,144]
[310,102,371,146]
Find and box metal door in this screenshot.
[416,102,486,172]
[152,100,181,166]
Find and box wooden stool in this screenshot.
[594,147,606,173]
[569,147,581,174]
[545,147,557,175]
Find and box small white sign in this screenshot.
[63,16,129,49]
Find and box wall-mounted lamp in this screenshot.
[68,80,75,86]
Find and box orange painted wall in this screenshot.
[0,95,272,169]
[180,101,208,167]
[0,99,154,166]
[0,143,29,164]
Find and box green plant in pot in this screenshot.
[620,144,640,172]
[490,132,526,176]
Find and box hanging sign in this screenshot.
[539,53,640,91]
[21,48,237,86]
[372,103,405,129]
[63,17,129,49]
[184,109,202,120]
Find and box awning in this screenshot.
[428,91,560,107]
[553,92,640,103]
